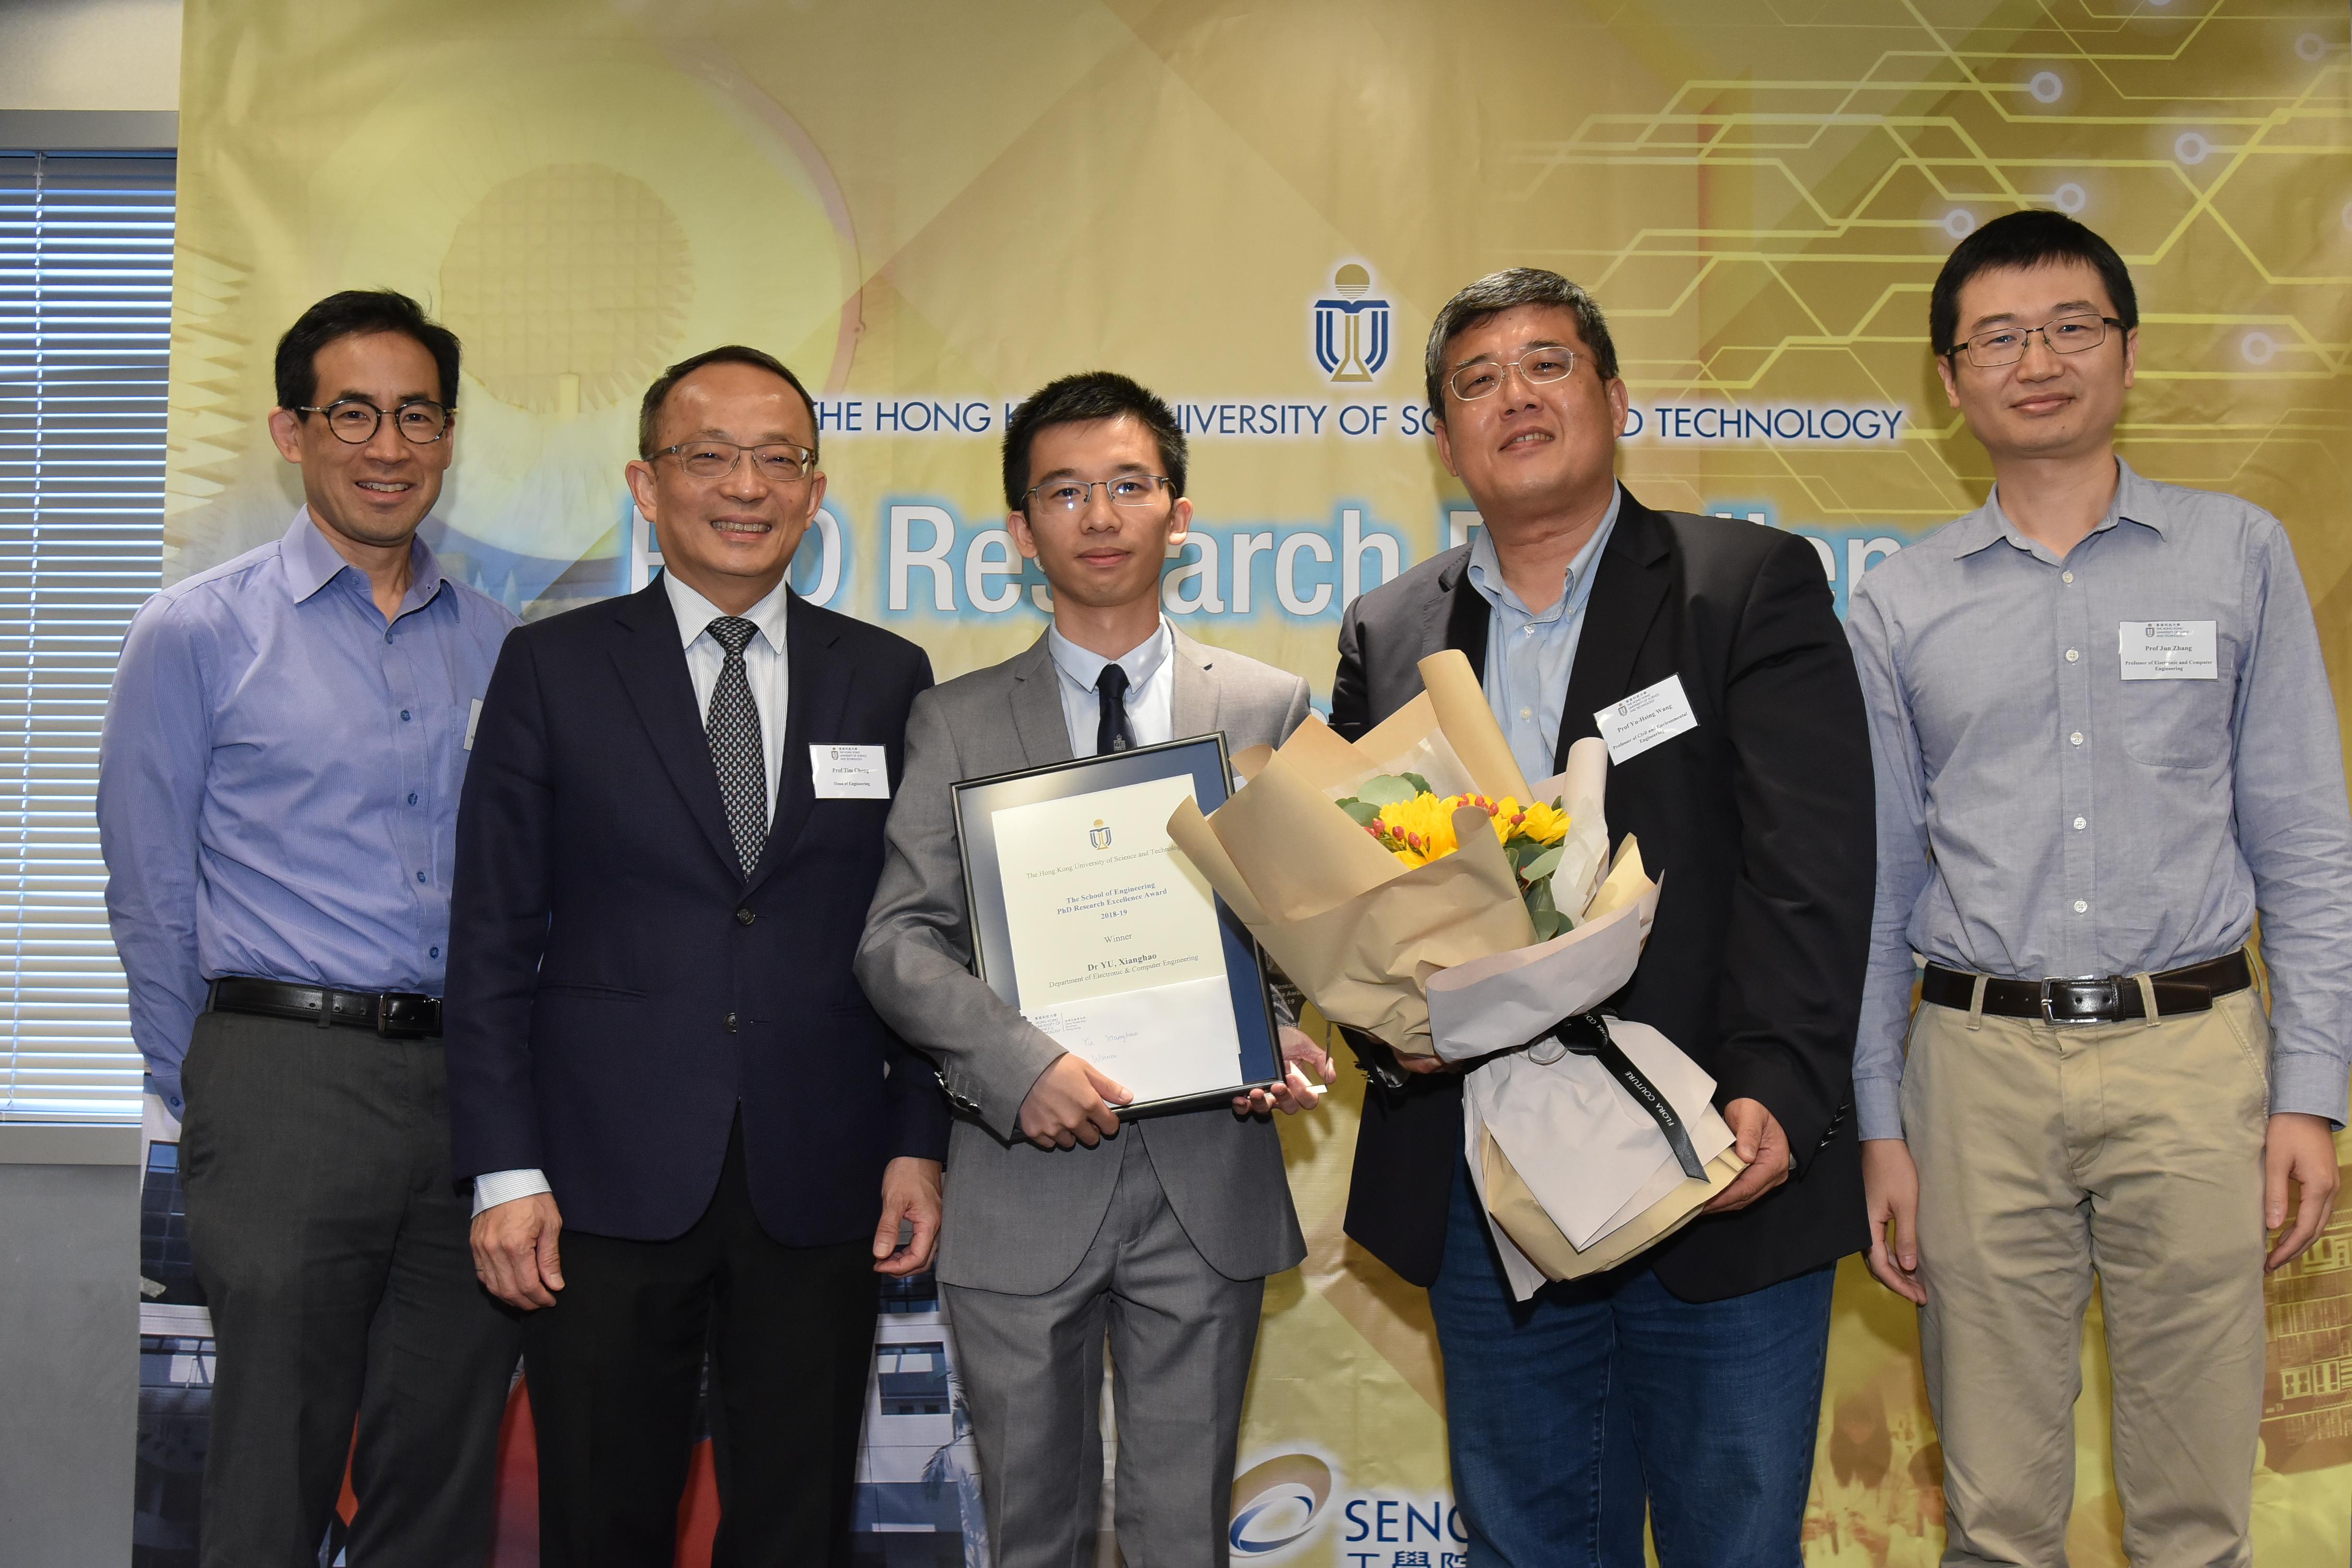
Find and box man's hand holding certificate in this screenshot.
[953,735,1290,1128]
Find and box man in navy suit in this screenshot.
[444,345,949,1567]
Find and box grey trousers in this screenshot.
[178,1007,521,1568]
[943,1129,1266,1568]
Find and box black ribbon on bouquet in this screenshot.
[1532,1012,1708,1182]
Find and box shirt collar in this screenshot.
[1048,617,1172,697]
[664,570,790,654]
[1952,457,2163,562]
[281,507,447,611]
[1465,484,1622,619]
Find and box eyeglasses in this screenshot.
[1023,475,1173,513]
[297,397,451,445]
[1448,349,1579,402]
[652,440,818,483]
[1950,313,2124,368]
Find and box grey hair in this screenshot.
[1422,267,1619,418]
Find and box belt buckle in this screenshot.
[2040,975,2119,1025]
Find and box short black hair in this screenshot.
[1425,268,1619,418]
[637,345,819,460]
[1930,210,2138,358]
[1002,372,1187,511]
[274,289,461,415]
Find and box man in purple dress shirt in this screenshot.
[99,290,522,1567]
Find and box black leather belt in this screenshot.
[207,976,443,1038]
[1920,951,2250,1025]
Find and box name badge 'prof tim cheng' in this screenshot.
[2118,619,2219,681]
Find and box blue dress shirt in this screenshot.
[99,510,519,1111]
[1466,487,1621,786]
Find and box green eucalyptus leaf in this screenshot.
[1352,775,1421,807]
[1521,846,1564,883]
[1337,797,1383,826]
[1399,771,1435,798]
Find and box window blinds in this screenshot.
[0,152,175,1122]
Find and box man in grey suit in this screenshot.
[858,371,1333,1567]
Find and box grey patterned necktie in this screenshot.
[703,616,767,877]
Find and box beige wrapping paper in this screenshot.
[1480,1133,1747,1280]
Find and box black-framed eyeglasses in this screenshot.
[1448,348,1580,402]
[297,397,451,445]
[1022,475,1173,513]
[1950,314,2124,368]
[652,439,818,483]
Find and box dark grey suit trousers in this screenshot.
[179,1008,520,1567]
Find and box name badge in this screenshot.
[1595,674,1699,764]
[2118,620,2218,681]
[812,743,891,799]
[464,698,483,751]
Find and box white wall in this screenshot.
[0,0,182,112]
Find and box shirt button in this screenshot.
[400,709,412,721]
[2062,571,2075,584]
[407,792,419,805]
[2073,816,2087,830]
[2065,648,2079,663]
[416,871,427,883]
[2074,900,2089,913]
[1522,625,1534,636]
[724,1012,739,1033]
[429,946,439,959]
[2069,731,2084,746]
[1519,707,1533,719]
[736,908,756,926]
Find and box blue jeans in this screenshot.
[1426,1159,1834,1567]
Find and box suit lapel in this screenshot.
[1555,495,1673,771]
[1008,634,1075,766]
[1439,547,1490,675]
[1170,629,1222,742]
[610,581,741,875]
[745,591,845,894]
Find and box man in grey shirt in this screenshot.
[1848,209,2347,1564]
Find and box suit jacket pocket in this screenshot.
[535,981,650,1001]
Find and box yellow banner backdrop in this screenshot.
[161,2,2351,1562]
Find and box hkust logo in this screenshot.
[1089,819,1112,850]
[1314,264,1391,384]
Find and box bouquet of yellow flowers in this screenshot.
[1166,650,1744,1293]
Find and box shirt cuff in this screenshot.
[2268,1050,2349,1131]
[472,1168,553,1217]
[1855,1075,1906,1143]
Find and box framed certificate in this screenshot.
[952,733,1282,1118]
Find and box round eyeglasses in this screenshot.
[297,397,451,445]
[652,440,818,483]
[1951,313,2124,368]
[1023,475,1173,513]
[1448,349,1580,402]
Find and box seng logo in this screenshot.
[1228,1452,1335,1555]
[1088,819,1112,851]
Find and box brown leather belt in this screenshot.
[1920,951,2250,1025]
[207,975,443,1038]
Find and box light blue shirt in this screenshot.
[1466,487,1621,786]
[1847,460,2352,1137]
[99,510,519,1111]
[1045,618,1176,755]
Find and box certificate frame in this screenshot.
[951,733,1282,1119]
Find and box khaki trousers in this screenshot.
[1902,986,2270,1568]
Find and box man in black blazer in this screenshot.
[445,345,949,1567]
[1332,271,1873,1566]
